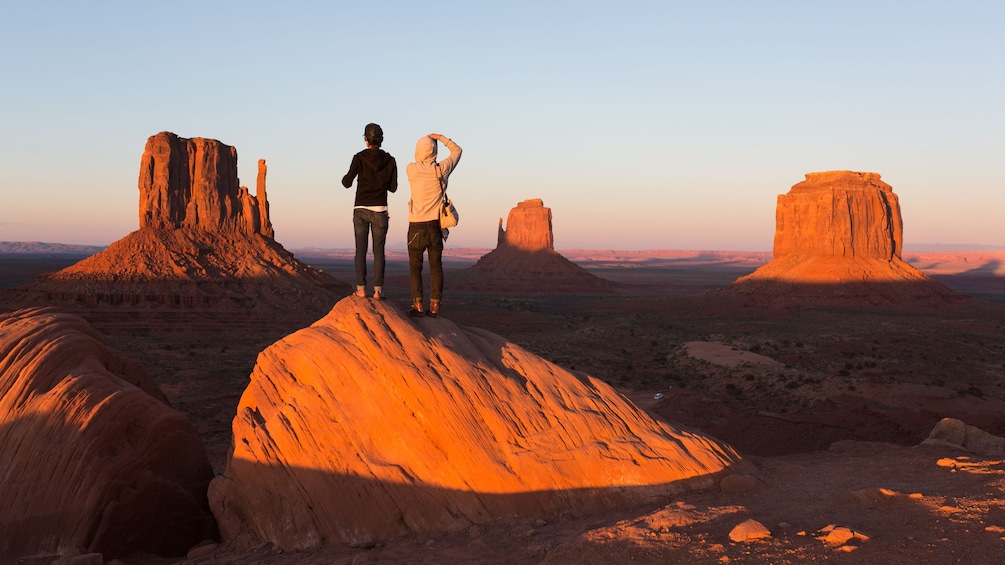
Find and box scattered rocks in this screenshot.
[728,519,771,542]
[817,524,870,547]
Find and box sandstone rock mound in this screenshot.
[727,171,963,306]
[457,199,612,292]
[208,298,744,550]
[3,132,349,331]
[0,308,216,560]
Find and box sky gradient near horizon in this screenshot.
[1,1,1003,251]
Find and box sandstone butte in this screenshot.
[729,170,963,305]
[459,199,612,292]
[0,307,217,560]
[208,297,746,550]
[2,131,349,322]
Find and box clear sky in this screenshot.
[1,1,1002,251]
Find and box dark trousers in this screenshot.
[407,220,443,301]
[353,208,389,287]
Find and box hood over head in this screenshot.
[414,136,437,163]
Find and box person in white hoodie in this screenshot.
[405,133,462,317]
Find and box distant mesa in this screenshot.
[727,170,964,306]
[2,131,349,330]
[208,298,746,550]
[139,131,273,237]
[456,199,612,292]
[0,307,216,560]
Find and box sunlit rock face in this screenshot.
[0,308,217,560]
[461,199,611,292]
[139,131,273,237]
[498,198,554,251]
[208,298,744,550]
[773,171,902,260]
[729,171,962,305]
[3,132,349,324]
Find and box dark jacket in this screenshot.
[342,148,398,206]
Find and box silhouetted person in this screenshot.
[406,133,462,317]
[342,123,397,299]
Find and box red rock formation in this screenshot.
[0,308,216,560]
[729,171,963,306]
[208,298,745,550]
[461,199,611,292]
[4,132,349,330]
[498,198,554,250]
[773,171,902,260]
[138,131,270,236]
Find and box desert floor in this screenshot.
[4,251,1005,564]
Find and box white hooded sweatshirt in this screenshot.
[406,136,462,223]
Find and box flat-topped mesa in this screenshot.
[726,170,966,307]
[498,198,554,251]
[774,170,902,260]
[138,131,272,237]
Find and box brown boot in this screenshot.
[429,300,440,318]
[408,299,424,317]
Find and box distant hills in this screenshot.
[0,241,106,254]
[3,241,1004,256]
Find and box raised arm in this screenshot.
[428,133,462,177]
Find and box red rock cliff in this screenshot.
[498,198,554,251]
[773,171,903,260]
[138,131,272,237]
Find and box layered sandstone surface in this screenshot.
[0,308,216,560]
[459,199,611,292]
[729,171,961,305]
[209,298,744,550]
[3,132,349,329]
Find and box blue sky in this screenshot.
[1,1,1002,250]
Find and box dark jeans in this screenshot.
[407,220,443,301]
[353,208,389,287]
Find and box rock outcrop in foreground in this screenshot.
[209,298,744,550]
[3,132,348,330]
[459,199,612,292]
[0,308,216,560]
[729,171,961,306]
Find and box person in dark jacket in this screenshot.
[342,123,398,299]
